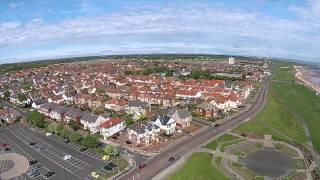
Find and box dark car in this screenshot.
[29,160,38,165]
[168,157,175,163]
[138,164,146,169]
[43,171,56,179]
[214,123,220,127]
[97,143,105,148]
[4,147,11,151]
[30,142,37,146]
[126,141,132,145]
[107,162,116,168]
[80,147,87,152]
[65,140,70,144]
[104,165,113,171]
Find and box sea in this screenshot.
[301,66,320,88]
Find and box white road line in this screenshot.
[8,130,82,178]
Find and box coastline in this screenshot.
[294,65,320,94]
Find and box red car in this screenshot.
[0,144,8,147]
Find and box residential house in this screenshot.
[167,108,192,128]
[196,102,218,118]
[80,114,108,134]
[65,108,84,123]
[127,121,160,145]
[105,98,128,112]
[126,100,151,117]
[150,115,176,135]
[100,117,125,140]
[0,108,21,124]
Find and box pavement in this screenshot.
[117,79,269,180]
[0,153,29,179]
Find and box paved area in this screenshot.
[0,124,111,180]
[0,153,29,179]
[242,149,293,177]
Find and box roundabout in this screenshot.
[0,153,29,179]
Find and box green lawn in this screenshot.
[236,61,320,153]
[168,152,229,180]
[205,134,239,150]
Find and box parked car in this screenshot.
[107,162,116,169]
[27,169,40,178]
[29,142,37,146]
[214,123,220,127]
[29,160,38,165]
[139,163,146,169]
[65,140,70,144]
[104,165,113,171]
[46,133,52,136]
[63,155,71,160]
[91,172,99,179]
[0,143,8,147]
[43,171,56,179]
[4,147,11,151]
[80,147,88,152]
[31,163,42,169]
[168,157,175,163]
[101,155,110,161]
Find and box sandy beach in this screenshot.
[294,65,320,94]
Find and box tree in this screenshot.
[96,88,106,95]
[68,120,81,131]
[60,129,71,139]
[56,124,64,135]
[47,122,58,133]
[81,135,98,148]
[125,119,134,126]
[103,145,120,156]
[18,93,27,102]
[69,132,82,143]
[27,110,45,128]
[137,114,147,122]
[3,90,10,100]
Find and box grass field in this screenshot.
[205,134,239,150]
[236,61,320,153]
[167,152,229,180]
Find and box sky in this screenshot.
[0,0,320,64]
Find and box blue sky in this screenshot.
[0,0,319,63]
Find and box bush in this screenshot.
[27,110,46,128]
[60,129,71,139]
[125,119,134,126]
[68,121,81,131]
[47,122,58,133]
[81,135,98,148]
[69,132,83,143]
[103,145,119,156]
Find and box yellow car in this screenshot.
[102,155,110,161]
[91,172,99,179]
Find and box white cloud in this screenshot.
[0,2,319,62]
[8,1,25,9]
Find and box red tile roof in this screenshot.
[100,118,124,129]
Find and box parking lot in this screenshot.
[0,125,113,179]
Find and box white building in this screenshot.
[150,115,176,135]
[228,57,235,65]
[100,118,125,140]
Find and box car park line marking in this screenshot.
[1,133,51,178]
[39,130,105,161]
[17,128,91,170]
[8,131,82,179]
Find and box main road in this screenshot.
[117,80,269,180]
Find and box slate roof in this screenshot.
[128,121,159,134]
[150,115,174,125]
[65,108,84,118]
[128,100,149,108]
[167,108,191,119]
